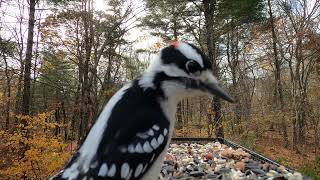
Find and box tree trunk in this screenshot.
[176,102,183,129]
[77,0,95,141]
[14,2,26,117]
[267,0,288,147]
[227,22,242,134]
[72,19,83,142]
[20,2,38,178]
[295,37,306,146]
[199,97,203,136]
[55,106,61,136]
[203,0,223,138]
[15,60,24,116]
[3,53,11,130]
[62,101,68,141]
[22,0,37,115]
[30,17,41,114]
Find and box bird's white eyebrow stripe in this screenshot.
[176,42,204,67]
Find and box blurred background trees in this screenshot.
[0,0,319,178]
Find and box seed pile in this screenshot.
[160,142,306,180]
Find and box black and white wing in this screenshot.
[51,80,170,180]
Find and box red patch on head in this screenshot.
[172,40,180,48]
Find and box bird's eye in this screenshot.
[185,60,201,75]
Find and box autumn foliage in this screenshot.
[0,112,71,179]
[0,0,320,179]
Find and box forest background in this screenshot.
[0,0,319,179]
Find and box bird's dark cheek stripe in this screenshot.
[153,72,204,91]
[174,77,202,90]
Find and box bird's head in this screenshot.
[142,41,234,103]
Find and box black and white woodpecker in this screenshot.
[51,41,234,180]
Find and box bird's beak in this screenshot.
[198,71,235,103]
[201,81,235,103]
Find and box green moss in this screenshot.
[241,131,257,148]
[276,156,292,167]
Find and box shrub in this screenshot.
[0,112,71,179]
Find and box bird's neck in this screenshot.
[139,68,188,103]
[139,67,183,133]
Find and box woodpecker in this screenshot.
[51,41,234,180]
